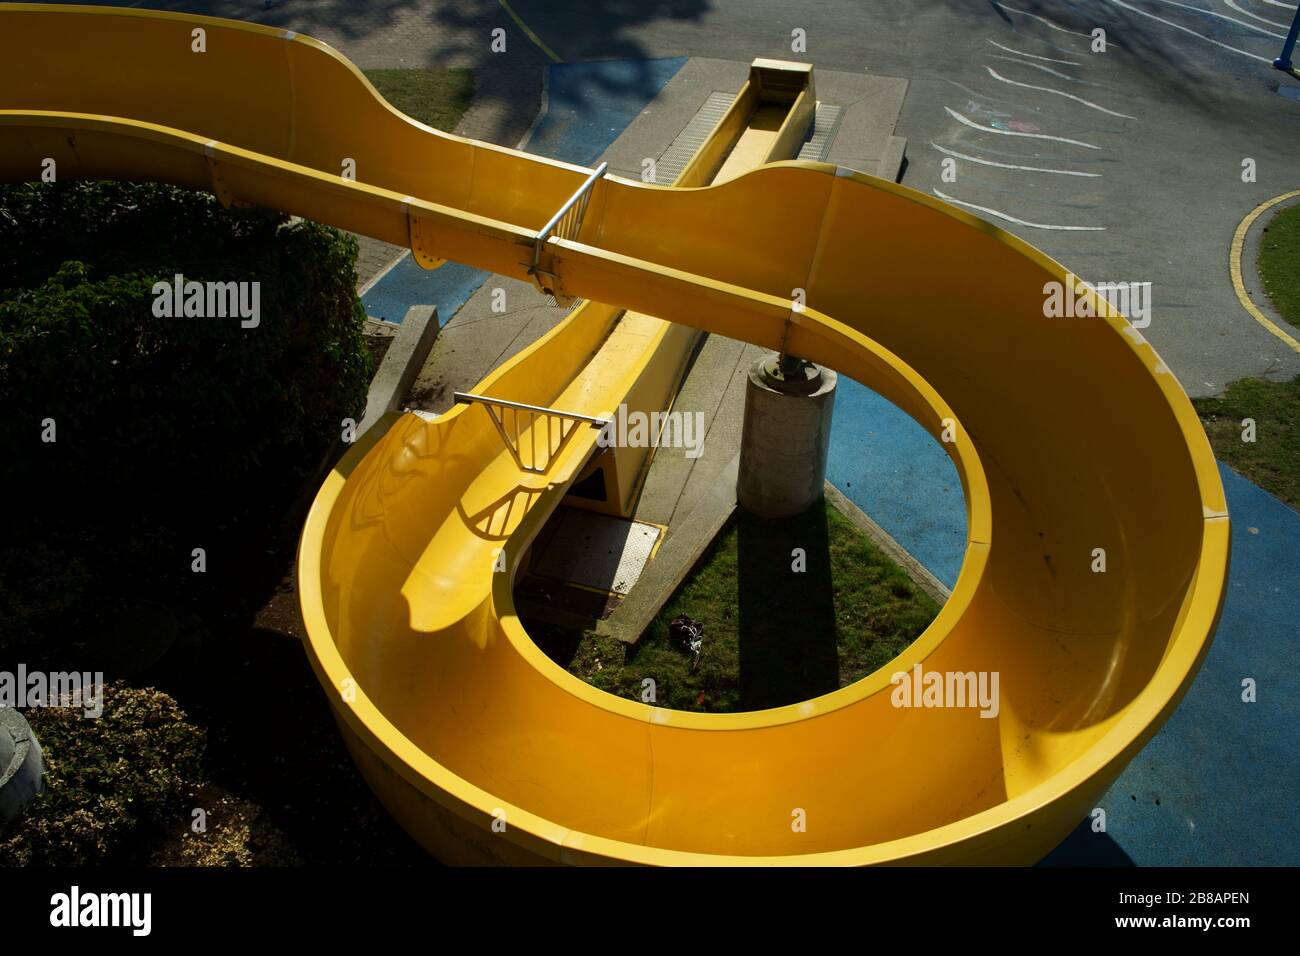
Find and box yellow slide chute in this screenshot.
[0,4,1227,865]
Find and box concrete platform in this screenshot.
[598,57,908,183]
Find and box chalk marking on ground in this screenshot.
[1224,0,1290,29]
[989,54,1103,84]
[994,2,1093,37]
[1139,0,1286,38]
[945,106,1102,149]
[934,189,1107,230]
[1097,0,1272,62]
[931,142,1102,177]
[987,39,1082,64]
[984,66,1136,118]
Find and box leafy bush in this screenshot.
[0,182,372,657]
[0,182,372,508]
[0,683,206,865]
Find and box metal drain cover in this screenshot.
[533,508,661,595]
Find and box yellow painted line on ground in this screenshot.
[497,0,563,63]
[1230,190,1300,353]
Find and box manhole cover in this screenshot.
[532,508,662,594]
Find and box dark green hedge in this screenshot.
[0,182,372,504]
[0,182,372,657]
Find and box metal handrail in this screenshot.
[530,161,608,276]
[453,391,611,475]
[1276,3,1300,74]
[453,391,610,427]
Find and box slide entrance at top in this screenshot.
[0,4,1228,865]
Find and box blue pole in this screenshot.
[1276,4,1300,72]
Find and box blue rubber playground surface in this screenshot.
[361,58,687,326]
[828,397,1300,866]
[524,58,688,166]
[827,380,967,589]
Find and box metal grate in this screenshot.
[656,93,844,185]
[532,509,662,595]
[797,103,844,162]
[654,91,735,185]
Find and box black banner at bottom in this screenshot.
[0,866,1281,941]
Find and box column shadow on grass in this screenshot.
[736,501,839,711]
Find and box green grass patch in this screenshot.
[1258,203,1300,332]
[1194,375,1300,509]
[361,68,474,131]
[535,500,941,714]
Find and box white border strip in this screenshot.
[515,64,551,151]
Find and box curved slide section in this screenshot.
[0,5,1229,864]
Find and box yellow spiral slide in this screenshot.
[0,4,1229,865]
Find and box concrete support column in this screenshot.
[737,352,837,518]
